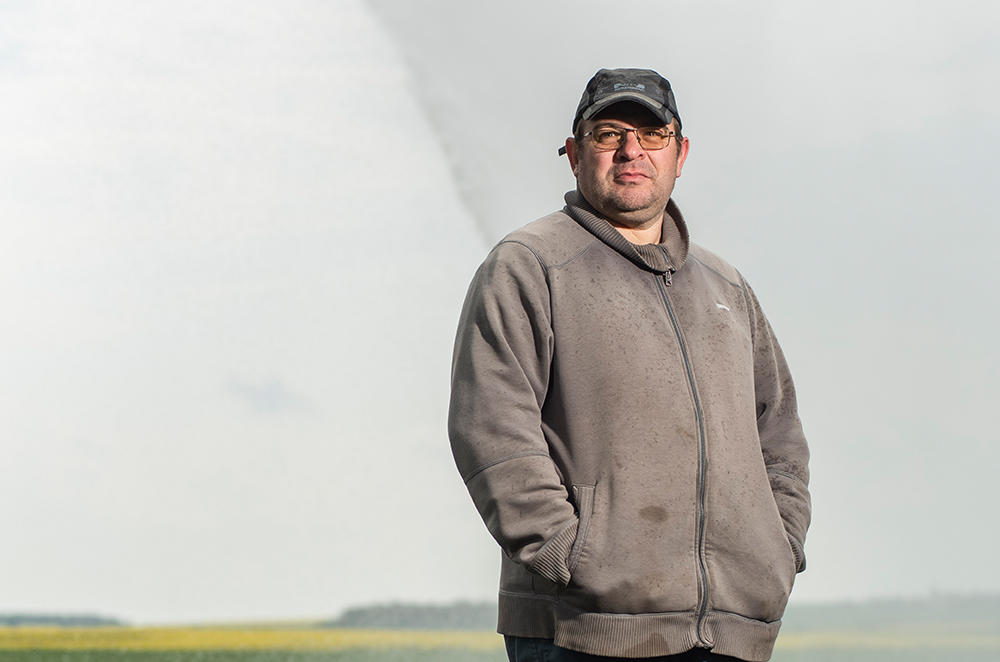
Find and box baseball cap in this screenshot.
[559,68,681,156]
[574,68,681,132]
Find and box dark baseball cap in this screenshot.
[558,68,681,156]
[572,68,681,134]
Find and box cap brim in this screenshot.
[579,91,674,127]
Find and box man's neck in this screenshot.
[610,216,664,245]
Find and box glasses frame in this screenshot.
[582,126,676,151]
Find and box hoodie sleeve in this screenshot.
[742,277,812,573]
[448,240,579,585]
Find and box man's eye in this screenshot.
[595,130,621,142]
[643,129,666,139]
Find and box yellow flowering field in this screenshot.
[0,627,503,651]
[0,626,996,660]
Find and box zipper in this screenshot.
[655,273,711,648]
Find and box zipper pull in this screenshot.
[664,268,675,287]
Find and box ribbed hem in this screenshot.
[527,520,578,586]
[703,611,782,661]
[555,608,699,658]
[498,592,781,662]
[498,591,558,638]
[788,534,806,573]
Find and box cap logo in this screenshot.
[613,83,645,92]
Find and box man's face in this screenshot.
[565,102,689,230]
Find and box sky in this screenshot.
[1,0,998,624]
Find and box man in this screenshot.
[449,69,810,662]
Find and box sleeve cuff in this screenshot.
[788,534,806,573]
[528,519,579,586]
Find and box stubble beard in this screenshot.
[599,177,673,229]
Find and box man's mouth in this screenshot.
[614,170,651,182]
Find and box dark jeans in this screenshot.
[504,636,746,662]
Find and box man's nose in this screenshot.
[616,129,644,159]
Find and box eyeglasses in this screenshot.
[582,126,676,151]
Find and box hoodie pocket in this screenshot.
[568,484,595,574]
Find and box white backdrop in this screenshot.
[1,0,998,623]
[0,0,491,623]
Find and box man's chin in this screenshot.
[608,195,659,215]
[602,205,665,230]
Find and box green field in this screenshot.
[0,653,502,662]
[1,648,999,662]
[1,637,999,662]
[2,595,997,661]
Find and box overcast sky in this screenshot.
[1,0,998,624]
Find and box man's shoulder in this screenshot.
[686,242,745,289]
[496,210,598,268]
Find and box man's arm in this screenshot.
[448,241,579,585]
[742,277,812,573]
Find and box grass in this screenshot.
[0,629,501,651]
[1,647,998,662]
[0,626,997,662]
[770,652,1000,662]
[0,628,507,661]
[0,653,505,662]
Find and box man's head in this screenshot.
[563,69,689,236]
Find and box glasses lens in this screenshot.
[591,128,624,149]
[588,127,672,150]
[636,128,671,150]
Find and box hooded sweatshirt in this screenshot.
[449,192,810,661]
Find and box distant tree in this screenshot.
[0,614,124,627]
[323,601,497,630]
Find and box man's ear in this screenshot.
[675,136,690,177]
[565,137,579,175]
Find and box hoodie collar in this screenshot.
[563,190,690,275]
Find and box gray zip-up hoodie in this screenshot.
[449,192,810,661]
